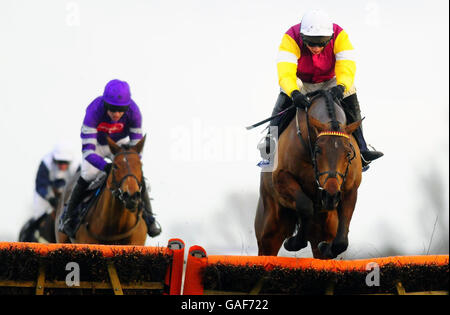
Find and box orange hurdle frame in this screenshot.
[0,238,185,295]
[182,246,449,295]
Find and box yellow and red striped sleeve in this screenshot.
[276,34,301,97]
[333,30,356,92]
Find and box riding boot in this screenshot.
[60,176,89,238]
[141,180,162,238]
[257,92,292,162]
[353,126,384,163]
[340,94,384,164]
[19,215,44,242]
[18,218,35,242]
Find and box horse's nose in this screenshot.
[121,191,141,211]
[131,191,141,201]
[122,190,140,200]
[321,190,341,210]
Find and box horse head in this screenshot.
[309,116,361,210]
[106,136,146,212]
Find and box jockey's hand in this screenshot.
[53,178,66,189]
[48,197,58,208]
[291,90,310,109]
[103,163,112,174]
[330,85,345,101]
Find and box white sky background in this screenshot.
[0,0,448,258]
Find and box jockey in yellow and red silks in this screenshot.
[258,10,383,169]
[277,18,355,97]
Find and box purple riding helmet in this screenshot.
[103,79,132,107]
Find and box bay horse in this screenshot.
[19,186,64,243]
[255,90,363,259]
[55,136,147,245]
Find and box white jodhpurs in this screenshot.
[80,137,130,182]
[32,193,53,220]
[297,77,356,98]
[281,77,357,98]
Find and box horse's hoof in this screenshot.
[283,237,307,251]
[331,239,348,257]
[318,241,328,252]
[318,241,335,259]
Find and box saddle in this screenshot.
[276,90,346,138]
[277,107,297,138]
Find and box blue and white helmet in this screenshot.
[52,142,74,163]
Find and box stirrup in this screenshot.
[368,144,378,151]
[368,144,383,156]
[361,154,371,165]
[361,145,384,162]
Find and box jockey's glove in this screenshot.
[48,197,58,208]
[103,163,112,174]
[53,178,66,189]
[330,85,345,101]
[291,90,311,109]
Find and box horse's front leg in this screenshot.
[273,170,313,213]
[273,170,314,251]
[319,189,358,258]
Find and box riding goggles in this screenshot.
[104,101,129,113]
[53,159,70,166]
[302,35,333,48]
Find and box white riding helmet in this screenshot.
[52,142,74,162]
[300,9,333,37]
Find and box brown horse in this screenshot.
[33,209,57,243]
[255,90,362,259]
[55,136,147,245]
[19,186,64,243]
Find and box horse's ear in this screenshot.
[344,119,363,135]
[309,116,328,132]
[133,135,146,154]
[107,136,121,155]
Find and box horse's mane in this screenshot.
[306,90,340,131]
[120,143,132,150]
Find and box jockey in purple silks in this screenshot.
[59,79,161,239]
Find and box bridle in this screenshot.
[294,93,356,193]
[313,131,356,192]
[109,150,143,210]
